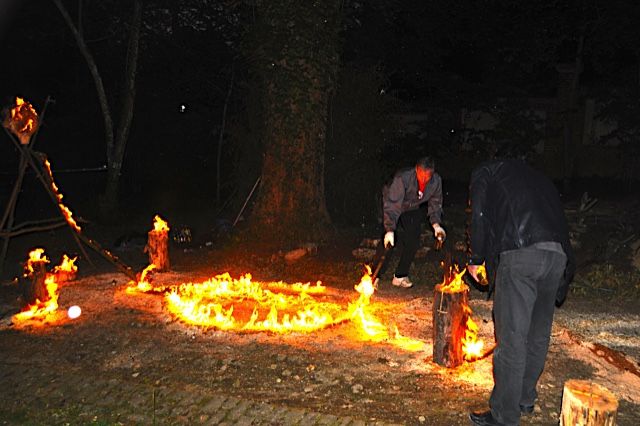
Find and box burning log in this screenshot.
[22,249,50,305]
[433,279,469,367]
[432,262,485,367]
[14,248,61,321]
[52,254,77,283]
[560,380,618,426]
[145,215,170,271]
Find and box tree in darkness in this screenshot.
[243,0,343,246]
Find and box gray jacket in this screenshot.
[383,167,443,232]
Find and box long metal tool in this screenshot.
[370,246,391,284]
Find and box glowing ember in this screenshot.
[67,305,82,319]
[43,159,81,231]
[152,215,170,232]
[3,97,39,144]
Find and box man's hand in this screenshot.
[384,231,394,248]
[432,223,446,242]
[467,264,481,282]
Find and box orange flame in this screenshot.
[438,264,485,361]
[4,97,39,144]
[52,254,78,282]
[14,250,81,322]
[43,159,81,231]
[52,254,78,274]
[152,215,169,232]
[462,305,484,361]
[126,264,423,350]
[438,266,468,293]
[25,248,49,276]
[14,249,62,322]
[13,274,59,321]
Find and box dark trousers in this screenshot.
[489,246,567,425]
[380,208,423,278]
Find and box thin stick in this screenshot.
[0,221,68,238]
[233,176,261,228]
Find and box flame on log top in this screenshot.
[433,265,485,367]
[146,215,170,271]
[14,249,78,322]
[3,97,39,145]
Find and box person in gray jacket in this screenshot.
[381,156,446,288]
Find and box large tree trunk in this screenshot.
[103,0,143,212]
[561,33,585,194]
[246,0,342,246]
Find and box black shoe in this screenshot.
[469,410,505,426]
[520,404,534,414]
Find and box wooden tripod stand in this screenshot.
[1,97,136,280]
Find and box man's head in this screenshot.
[415,156,435,186]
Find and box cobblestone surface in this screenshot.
[0,362,402,425]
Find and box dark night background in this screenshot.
[2,3,640,425]
[1,0,640,263]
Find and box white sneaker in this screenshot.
[392,275,413,288]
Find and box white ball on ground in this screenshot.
[67,305,81,319]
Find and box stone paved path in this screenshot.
[0,361,403,425]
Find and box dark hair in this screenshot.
[416,156,435,170]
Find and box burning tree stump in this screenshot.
[433,284,469,367]
[560,380,618,426]
[23,258,48,306]
[146,230,170,271]
[145,215,170,271]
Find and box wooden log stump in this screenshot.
[560,379,618,426]
[433,284,469,367]
[23,260,48,305]
[145,230,170,271]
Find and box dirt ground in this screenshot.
[1,193,640,425]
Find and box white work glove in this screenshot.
[432,223,446,242]
[384,231,395,248]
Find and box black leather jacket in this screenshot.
[468,159,576,306]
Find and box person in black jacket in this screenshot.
[466,159,575,426]
[381,156,446,288]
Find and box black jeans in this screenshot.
[489,245,567,425]
[380,208,424,278]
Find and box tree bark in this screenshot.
[103,0,143,211]
[51,0,114,163]
[433,285,469,368]
[561,33,585,194]
[246,0,342,246]
[52,0,142,215]
[560,379,618,426]
[23,261,48,306]
[145,229,170,272]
